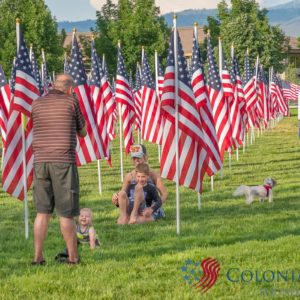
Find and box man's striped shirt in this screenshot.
[32,89,85,163]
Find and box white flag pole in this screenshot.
[141,47,145,147]
[211,176,214,192]
[173,16,180,235]
[269,66,272,130]
[97,160,102,195]
[243,130,246,153]
[16,19,29,240]
[41,60,44,85]
[1,147,4,171]
[118,41,124,182]
[138,63,141,144]
[154,50,161,163]
[118,102,124,182]
[254,55,260,142]
[91,35,102,195]
[194,23,201,209]
[29,44,33,62]
[218,37,225,178]
[102,53,105,70]
[230,44,240,162]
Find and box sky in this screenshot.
[45,0,291,22]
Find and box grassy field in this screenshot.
[0,113,300,300]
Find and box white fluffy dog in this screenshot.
[233,178,277,204]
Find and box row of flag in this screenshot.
[0,21,299,203]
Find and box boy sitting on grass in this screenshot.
[117,162,163,224]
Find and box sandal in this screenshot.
[31,260,46,266]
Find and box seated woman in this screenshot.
[112,144,168,224]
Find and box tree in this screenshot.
[95,0,119,75]
[95,0,170,76]
[204,0,287,74]
[0,0,64,76]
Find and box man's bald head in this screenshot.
[54,74,74,94]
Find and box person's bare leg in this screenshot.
[33,213,51,262]
[59,216,78,262]
[117,191,130,224]
[129,187,144,224]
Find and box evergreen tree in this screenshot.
[0,0,64,75]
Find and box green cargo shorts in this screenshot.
[33,162,80,217]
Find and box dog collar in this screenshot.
[264,184,272,197]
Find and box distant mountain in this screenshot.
[268,0,300,9]
[58,19,96,32]
[261,0,292,8]
[267,0,300,36]
[163,9,217,27]
[57,1,300,37]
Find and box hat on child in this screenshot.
[130,144,147,158]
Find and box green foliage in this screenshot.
[95,0,170,77]
[0,0,64,76]
[95,0,119,75]
[285,65,300,84]
[205,0,287,74]
[0,115,300,299]
[202,16,221,61]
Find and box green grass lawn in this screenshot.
[1,114,300,300]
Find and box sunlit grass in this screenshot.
[0,113,300,299]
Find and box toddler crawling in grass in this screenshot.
[55,208,100,262]
[76,208,100,249]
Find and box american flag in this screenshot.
[2,26,39,200]
[30,47,43,95]
[219,44,234,101]
[90,40,115,156]
[230,51,246,147]
[291,83,300,100]
[190,31,222,176]
[281,80,300,101]
[133,64,142,130]
[156,55,164,99]
[270,72,288,116]
[206,35,232,160]
[0,65,10,146]
[103,54,118,121]
[160,29,208,192]
[257,66,269,127]
[41,50,53,93]
[69,32,106,165]
[141,52,163,145]
[11,30,40,117]
[243,52,258,128]
[115,45,135,154]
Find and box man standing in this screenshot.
[31,74,86,265]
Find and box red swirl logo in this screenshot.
[194,257,221,293]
